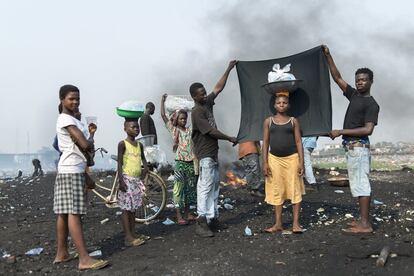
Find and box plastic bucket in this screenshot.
[138,135,155,147]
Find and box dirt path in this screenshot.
[1,170,413,275]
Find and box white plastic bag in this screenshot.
[244,226,253,236]
[268,63,296,82]
[164,95,193,114]
[144,145,167,167]
[118,100,144,112]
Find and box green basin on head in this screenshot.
[116,108,144,119]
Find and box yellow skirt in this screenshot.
[265,152,305,206]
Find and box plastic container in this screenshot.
[116,108,144,118]
[85,116,97,126]
[116,100,145,119]
[138,135,155,147]
[244,226,253,236]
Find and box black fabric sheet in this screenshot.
[236,46,332,143]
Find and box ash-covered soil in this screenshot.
[1,169,413,275]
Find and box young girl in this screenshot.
[262,94,305,233]
[161,94,197,225]
[117,118,149,246]
[54,85,108,270]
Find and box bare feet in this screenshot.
[292,225,304,234]
[186,213,197,221]
[54,251,69,264]
[264,224,283,233]
[346,219,360,227]
[53,251,78,264]
[53,254,69,264]
[342,223,373,234]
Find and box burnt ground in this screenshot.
[0,169,413,276]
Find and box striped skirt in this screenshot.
[53,173,87,214]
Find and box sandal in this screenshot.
[177,218,189,225]
[78,259,109,271]
[137,234,151,241]
[53,252,79,264]
[292,228,304,234]
[186,214,197,221]
[125,238,145,247]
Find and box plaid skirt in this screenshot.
[53,173,87,214]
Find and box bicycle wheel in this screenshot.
[135,171,167,223]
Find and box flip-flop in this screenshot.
[186,214,197,221]
[125,238,145,247]
[177,218,189,225]
[341,227,373,235]
[292,225,307,234]
[53,252,79,264]
[78,259,109,271]
[137,234,151,241]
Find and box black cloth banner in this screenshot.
[236,46,332,143]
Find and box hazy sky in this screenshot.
[1,0,413,163]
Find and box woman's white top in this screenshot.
[56,113,89,173]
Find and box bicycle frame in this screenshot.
[90,147,167,221]
[91,171,119,208]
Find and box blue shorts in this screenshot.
[346,147,371,197]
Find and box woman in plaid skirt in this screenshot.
[53,85,108,270]
[117,118,149,246]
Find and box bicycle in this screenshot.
[91,147,167,223]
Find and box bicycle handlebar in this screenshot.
[95,147,108,158]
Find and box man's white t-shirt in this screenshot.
[56,113,89,173]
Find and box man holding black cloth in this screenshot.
[323,45,379,234]
[190,60,238,237]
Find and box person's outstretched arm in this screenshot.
[330,122,376,140]
[160,94,168,124]
[322,45,348,93]
[208,128,238,145]
[193,108,237,145]
[212,60,238,96]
